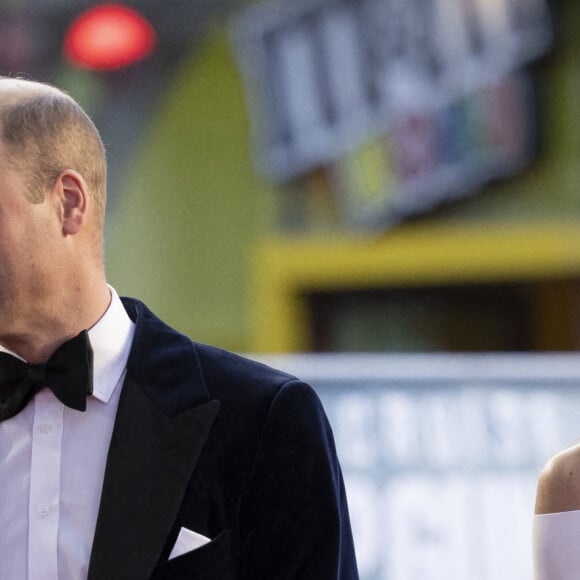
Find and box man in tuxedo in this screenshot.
[0,76,358,579]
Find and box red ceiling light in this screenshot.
[63,4,157,71]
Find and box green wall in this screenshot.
[106,30,275,352]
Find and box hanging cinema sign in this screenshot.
[231,0,552,226]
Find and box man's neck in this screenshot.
[0,282,111,364]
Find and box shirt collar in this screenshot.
[0,286,135,404]
[88,286,136,403]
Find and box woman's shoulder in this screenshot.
[536,443,580,515]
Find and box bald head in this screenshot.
[0,77,107,230]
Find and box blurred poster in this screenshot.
[332,73,535,228]
[231,0,552,228]
[255,353,580,580]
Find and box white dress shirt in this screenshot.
[0,287,135,580]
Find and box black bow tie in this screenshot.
[0,330,93,422]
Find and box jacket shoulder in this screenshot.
[192,341,298,398]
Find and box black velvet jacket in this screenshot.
[85,298,358,580]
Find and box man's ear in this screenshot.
[57,170,88,235]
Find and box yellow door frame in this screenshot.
[251,222,580,352]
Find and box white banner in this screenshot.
[254,354,580,579]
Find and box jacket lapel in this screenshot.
[88,376,219,580]
[88,298,220,580]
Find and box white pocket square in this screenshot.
[168,527,211,560]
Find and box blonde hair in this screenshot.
[0,78,107,229]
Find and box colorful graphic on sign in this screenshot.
[332,74,535,227]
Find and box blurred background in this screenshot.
[5,0,573,357]
[3,0,579,577]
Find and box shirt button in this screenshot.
[38,505,49,517]
[39,424,53,434]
